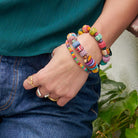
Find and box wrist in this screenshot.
[77,33,102,64]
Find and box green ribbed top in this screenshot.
[0,0,105,56]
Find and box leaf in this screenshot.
[125,119,138,138]
[135,119,138,133]
[99,90,138,123]
[101,79,126,93]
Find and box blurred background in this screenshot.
[102,30,138,91]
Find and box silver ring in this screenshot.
[37,88,42,97]
[44,94,49,98]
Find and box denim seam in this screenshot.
[0,58,20,111]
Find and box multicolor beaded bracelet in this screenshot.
[78,25,112,65]
[67,33,99,73]
[65,40,90,73]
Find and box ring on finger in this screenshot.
[44,94,49,98]
[48,97,58,102]
[37,88,42,97]
[27,76,35,87]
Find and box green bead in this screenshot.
[76,60,79,63]
[72,39,76,43]
[100,60,107,65]
[74,57,77,60]
[95,34,102,41]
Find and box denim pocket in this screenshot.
[0,57,19,111]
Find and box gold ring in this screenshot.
[27,76,35,87]
[48,97,58,102]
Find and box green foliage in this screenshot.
[92,65,138,138]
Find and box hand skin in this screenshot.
[23,0,137,106]
[23,34,102,107]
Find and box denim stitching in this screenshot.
[0,58,20,111]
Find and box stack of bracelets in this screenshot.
[66,25,112,74]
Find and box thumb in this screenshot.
[23,73,40,90]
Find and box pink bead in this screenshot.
[80,49,87,57]
[98,41,106,49]
[68,36,77,44]
[102,56,110,63]
[82,25,91,33]
[94,32,99,36]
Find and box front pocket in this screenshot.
[0,57,19,111]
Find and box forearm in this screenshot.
[77,0,137,65]
[93,0,138,47]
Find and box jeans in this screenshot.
[0,54,101,138]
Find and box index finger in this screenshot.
[23,74,40,90]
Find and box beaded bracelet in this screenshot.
[67,33,99,73]
[65,40,90,73]
[78,25,112,65]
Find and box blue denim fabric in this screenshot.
[0,54,101,138]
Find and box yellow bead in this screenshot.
[87,56,92,61]
[92,68,99,73]
[78,30,83,35]
[89,27,97,36]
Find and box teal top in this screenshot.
[0,0,105,56]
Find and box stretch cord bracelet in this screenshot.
[78,25,112,65]
[65,40,90,73]
[67,33,99,73]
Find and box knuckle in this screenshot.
[54,89,61,96]
[66,93,74,99]
[45,85,53,92]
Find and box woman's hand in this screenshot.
[23,44,89,107]
[23,33,102,107]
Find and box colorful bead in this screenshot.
[80,49,87,57]
[94,32,99,36]
[67,33,77,40]
[99,39,103,43]
[82,25,91,33]
[89,27,97,36]
[102,49,108,56]
[72,41,80,48]
[68,36,77,44]
[95,33,102,41]
[92,68,99,73]
[78,28,83,35]
[100,60,107,65]
[98,41,106,49]
[89,64,98,71]
[85,58,93,66]
[76,45,84,52]
[102,56,110,63]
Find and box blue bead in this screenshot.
[99,39,103,43]
[72,41,80,48]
